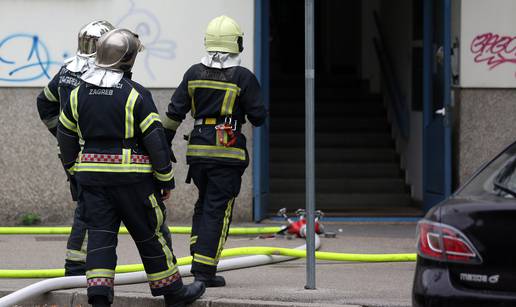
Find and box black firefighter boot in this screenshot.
[164,281,206,307]
[194,273,226,288]
[90,295,111,307]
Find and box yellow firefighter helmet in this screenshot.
[204,15,244,54]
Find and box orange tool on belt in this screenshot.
[215,117,238,147]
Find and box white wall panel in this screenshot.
[0,0,254,87]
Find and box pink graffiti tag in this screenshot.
[470,32,516,70]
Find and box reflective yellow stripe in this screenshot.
[187,84,194,97]
[149,194,176,270]
[191,96,196,117]
[140,112,161,133]
[193,253,218,266]
[70,87,79,121]
[149,194,163,228]
[190,235,198,245]
[59,112,77,132]
[161,114,181,131]
[66,168,75,176]
[122,148,131,165]
[193,258,216,266]
[147,267,178,281]
[204,118,217,125]
[70,86,83,138]
[66,249,86,262]
[154,168,174,182]
[227,89,237,115]
[221,91,231,116]
[86,269,115,279]
[220,87,238,116]
[187,80,240,117]
[125,89,139,138]
[216,198,234,259]
[74,148,152,174]
[185,85,197,117]
[72,163,153,173]
[187,144,246,161]
[77,150,83,164]
[80,232,88,254]
[44,86,58,102]
[42,115,59,129]
[195,253,216,262]
[188,80,241,92]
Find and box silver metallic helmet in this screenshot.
[95,29,144,72]
[77,20,115,57]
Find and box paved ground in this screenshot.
[0,223,417,307]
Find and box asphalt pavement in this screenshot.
[0,222,417,307]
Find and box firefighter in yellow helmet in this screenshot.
[162,15,267,287]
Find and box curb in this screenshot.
[0,290,360,307]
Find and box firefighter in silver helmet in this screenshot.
[162,15,267,287]
[36,20,114,277]
[57,29,205,307]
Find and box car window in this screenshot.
[457,143,516,198]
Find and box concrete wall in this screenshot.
[452,2,516,188]
[454,89,516,185]
[0,88,253,225]
[379,0,423,201]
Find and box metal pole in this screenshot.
[304,0,316,290]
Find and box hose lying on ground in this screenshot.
[0,226,416,279]
[0,226,283,235]
[0,234,320,307]
[0,227,417,306]
[0,246,416,279]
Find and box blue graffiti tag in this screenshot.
[0,33,62,82]
[117,0,177,80]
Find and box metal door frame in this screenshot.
[253,0,270,221]
[422,0,452,211]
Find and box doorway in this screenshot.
[263,0,416,219]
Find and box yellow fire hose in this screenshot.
[0,226,283,236]
[0,226,416,279]
[0,246,416,279]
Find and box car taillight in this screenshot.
[417,220,482,264]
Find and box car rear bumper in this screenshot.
[412,258,516,307]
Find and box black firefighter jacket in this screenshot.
[163,63,267,168]
[57,75,175,189]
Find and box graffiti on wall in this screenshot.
[0,0,176,83]
[117,0,177,80]
[470,32,516,71]
[0,34,64,82]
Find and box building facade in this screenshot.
[0,0,515,225]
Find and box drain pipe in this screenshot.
[0,236,320,307]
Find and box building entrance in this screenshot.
[263,0,421,218]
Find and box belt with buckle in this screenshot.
[194,117,240,131]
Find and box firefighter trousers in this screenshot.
[64,197,88,276]
[62,173,89,276]
[79,179,182,303]
[64,196,173,277]
[189,163,244,278]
